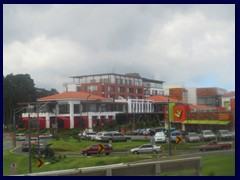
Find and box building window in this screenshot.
[86,85,98,92]
[74,104,80,114]
[108,86,115,92]
[59,104,70,114]
[77,86,81,92]
[128,88,134,93]
[136,88,142,94]
[118,87,125,93]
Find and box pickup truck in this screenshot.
[196,140,232,152]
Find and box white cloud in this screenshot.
[3,4,235,92]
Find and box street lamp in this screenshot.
[13,107,28,147]
[87,94,91,128]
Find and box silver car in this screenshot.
[217,130,233,141]
[185,132,201,143]
[130,144,162,155]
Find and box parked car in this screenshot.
[130,144,162,155]
[195,140,232,152]
[15,133,26,141]
[83,132,97,140]
[169,131,182,143]
[99,132,131,143]
[132,129,142,135]
[185,132,201,143]
[39,133,53,139]
[200,130,216,142]
[81,144,113,156]
[217,130,233,141]
[154,131,166,143]
[93,132,106,141]
[22,141,45,152]
[164,128,177,137]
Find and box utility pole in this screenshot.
[27,104,34,173]
[168,96,172,156]
[28,113,32,173]
[13,109,16,147]
[37,103,40,156]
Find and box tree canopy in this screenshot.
[3,73,59,126]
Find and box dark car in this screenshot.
[81,144,113,156]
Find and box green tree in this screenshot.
[3,73,59,127]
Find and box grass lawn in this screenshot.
[48,138,208,154]
[3,147,235,176]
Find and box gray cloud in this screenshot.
[3,4,235,92]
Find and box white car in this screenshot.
[154,131,166,143]
[15,133,26,141]
[39,133,53,139]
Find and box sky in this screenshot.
[3,4,235,93]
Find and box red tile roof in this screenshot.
[223,91,235,97]
[146,95,180,103]
[37,92,110,101]
[188,105,214,109]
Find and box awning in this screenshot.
[183,120,231,125]
[216,121,231,125]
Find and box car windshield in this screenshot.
[155,132,165,136]
[189,133,198,136]
[87,133,96,135]
[204,131,214,135]
[221,130,231,134]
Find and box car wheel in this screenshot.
[133,151,138,155]
[127,139,131,142]
[152,150,157,154]
[108,139,112,143]
[102,152,106,156]
[84,152,88,156]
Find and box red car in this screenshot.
[81,144,113,156]
[198,140,232,151]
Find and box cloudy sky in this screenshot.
[3,4,235,92]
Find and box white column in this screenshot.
[69,102,74,129]
[88,113,92,129]
[46,115,50,128]
[182,123,186,131]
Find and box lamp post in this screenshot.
[87,94,91,128]
[13,107,28,147]
[167,96,172,156]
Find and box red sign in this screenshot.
[173,105,187,122]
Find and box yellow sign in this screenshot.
[36,158,44,168]
[176,136,182,144]
[98,144,104,152]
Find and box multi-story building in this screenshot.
[196,87,227,107]
[221,91,235,110]
[187,88,197,105]
[169,88,188,104]
[63,73,165,99]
